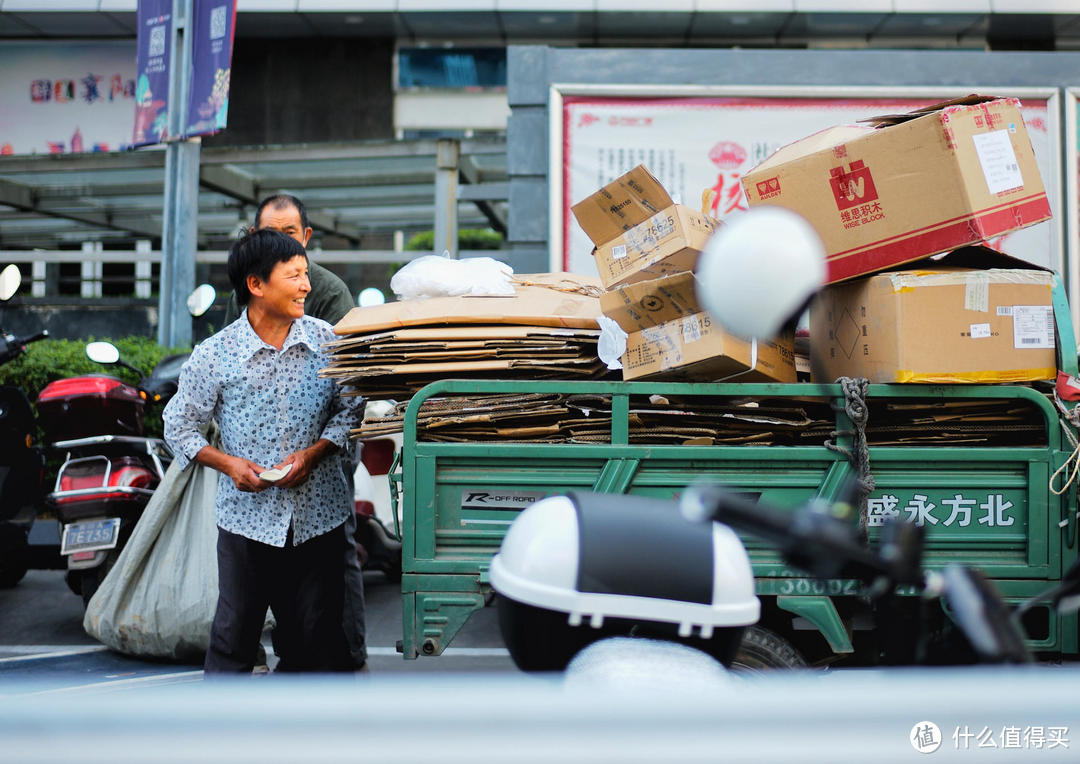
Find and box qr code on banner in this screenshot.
[210,5,226,40]
[149,25,166,57]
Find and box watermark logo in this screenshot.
[911,721,943,754]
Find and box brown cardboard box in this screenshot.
[333,273,602,334]
[741,96,1051,284]
[623,314,796,383]
[601,271,796,382]
[571,165,718,289]
[809,249,1057,383]
[599,271,700,332]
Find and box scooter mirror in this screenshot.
[86,341,120,365]
[696,207,825,341]
[187,283,217,318]
[358,287,386,308]
[0,264,21,302]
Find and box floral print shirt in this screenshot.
[163,311,358,546]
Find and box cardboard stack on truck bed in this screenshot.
[322,273,606,402]
[572,165,797,384]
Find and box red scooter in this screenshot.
[39,342,179,607]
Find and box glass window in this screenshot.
[397,47,506,90]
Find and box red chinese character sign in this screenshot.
[133,0,172,146]
[559,94,1055,276]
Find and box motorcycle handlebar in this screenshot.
[680,483,924,588]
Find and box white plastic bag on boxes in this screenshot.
[597,315,627,371]
[390,253,514,299]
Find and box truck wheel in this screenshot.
[730,626,808,671]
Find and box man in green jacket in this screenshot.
[223,194,366,671]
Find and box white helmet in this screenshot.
[695,206,826,340]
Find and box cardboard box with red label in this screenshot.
[741,96,1051,284]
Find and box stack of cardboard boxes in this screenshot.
[574,95,1057,386]
[573,166,797,383]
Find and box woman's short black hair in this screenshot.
[227,228,307,306]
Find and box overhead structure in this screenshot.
[0,138,507,252]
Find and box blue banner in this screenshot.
[186,0,236,138]
[132,0,172,147]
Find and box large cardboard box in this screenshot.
[741,96,1051,284]
[600,271,795,383]
[599,270,700,332]
[572,165,718,289]
[809,249,1057,383]
[623,315,797,383]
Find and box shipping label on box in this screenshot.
[594,208,716,289]
[810,265,1057,384]
[741,97,1051,284]
[623,312,797,383]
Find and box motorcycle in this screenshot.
[0,264,49,588]
[490,486,1080,674]
[38,341,180,607]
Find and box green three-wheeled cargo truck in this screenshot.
[388,278,1080,667]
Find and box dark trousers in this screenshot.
[341,510,368,666]
[206,524,352,674]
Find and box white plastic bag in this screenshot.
[83,439,273,661]
[596,315,628,371]
[390,253,514,299]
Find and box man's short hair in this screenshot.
[227,229,307,306]
[254,193,310,232]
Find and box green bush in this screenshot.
[403,228,503,251]
[0,336,189,438]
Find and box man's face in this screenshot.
[255,204,312,248]
[248,254,310,322]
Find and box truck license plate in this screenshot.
[60,517,120,555]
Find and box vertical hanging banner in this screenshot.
[186,0,237,137]
[132,0,172,146]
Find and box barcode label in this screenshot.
[611,244,627,260]
[1012,305,1054,349]
[997,306,1012,316]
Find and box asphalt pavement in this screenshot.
[0,567,515,692]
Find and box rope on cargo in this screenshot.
[510,278,605,298]
[1050,390,1080,496]
[825,376,875,542]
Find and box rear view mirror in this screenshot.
[86,341,120,365]
[0,264,21,302]
[187,283,217,317]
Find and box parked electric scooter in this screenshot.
[39,344,174,606]
[0,264,49,588]
[41,283,217,607]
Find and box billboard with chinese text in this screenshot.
[559,92,1057,276]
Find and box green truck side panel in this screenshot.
[397,374,1079,661]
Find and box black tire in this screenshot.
[0,524,29,588]
[730,626,808,671]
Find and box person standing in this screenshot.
[223,194,368,671]
[164,229,359,673]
